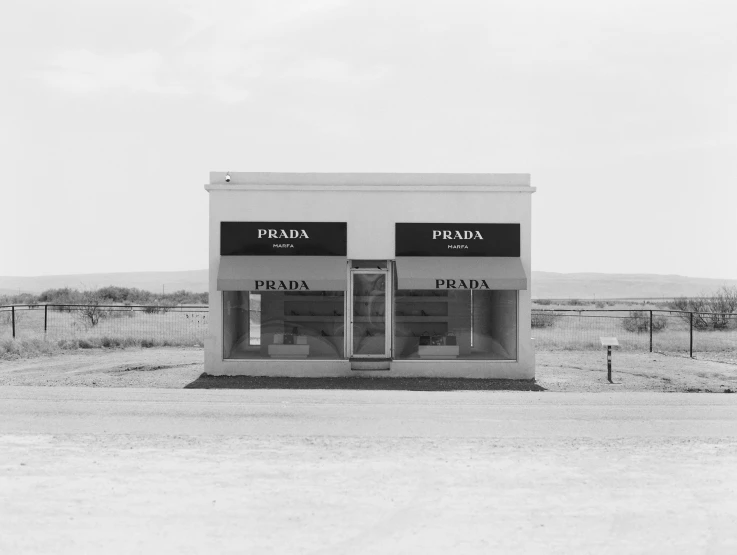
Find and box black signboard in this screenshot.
[221,222,347,256]
[395,223,520,257]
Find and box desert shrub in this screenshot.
[74,301,112,327]
[622,311,667,333]
[1,338,59,359]
[0,338,21,357]
[3,286,207,309]
[531,312,560,328]
[566,299,584,306]
[161,290,208,305]
[57,339,79,350]
[707,286,737,329]
[671,286,737,330]
[0,293,37,305]
[38,288,86,305]
[141,339,155,348]
[534,299,552,306]
[96,286,155,304]
[78,339,94,349]
[141,299,177,314]
[595,301,606,309]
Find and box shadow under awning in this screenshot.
[217,256,347,291]
[395,257,527,290]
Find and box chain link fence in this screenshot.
[532,309,737,364]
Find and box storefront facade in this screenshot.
[205,173,535,378]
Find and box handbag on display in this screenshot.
[445,332,457,346]
[431,333,443,346]
[273,333,284,345]
[419,331,431,346]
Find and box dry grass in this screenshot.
[0,336,201,360]
[531,312,737,355]
[0,306,206,356]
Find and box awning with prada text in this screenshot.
[395,257,527,290]
[217,256,347,291]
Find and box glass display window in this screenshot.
[393,289,517,360]
[223,290,345,359]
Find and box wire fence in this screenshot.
[0,304,208,347]
[532,309,737,364]
[1,305,735,363]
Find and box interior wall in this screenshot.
[222,291,245,358]
[493,290,518,358]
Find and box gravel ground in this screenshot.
[3,434,737,555]
[0,347,735,392]
[536,351,737,393]
[2,389,737,554]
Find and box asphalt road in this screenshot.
[2,387,737,554]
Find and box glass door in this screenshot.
[349,270,390,358]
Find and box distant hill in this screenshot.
[531,272,737,299]
[0,269,735,299]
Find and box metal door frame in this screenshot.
[347,267,391,358]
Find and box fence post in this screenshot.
[11,306,15,338]
[44,305,48,334]
[689,312,693,358]
[649,310,653,352]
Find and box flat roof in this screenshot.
[206,172,534,193]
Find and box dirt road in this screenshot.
[1,387,736,554]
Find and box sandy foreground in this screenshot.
[1,388,737,554]
[1,350,737,554]
[0,347,735,392]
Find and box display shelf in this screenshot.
[352,317,386,323]
[283,296,345,329]
[395,297,448,303]
[418,345,459,359]
[282,316,343,321]
[395,316,448,322]
[267,344,309,358]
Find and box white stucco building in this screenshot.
[205,172,535,378]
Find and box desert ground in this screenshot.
[0,347,735,392]
[2,346,736,554]
[1,387,736,554]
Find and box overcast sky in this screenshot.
[2,0,735,279]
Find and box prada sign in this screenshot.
[254,280,309,291]
[435,279,490,289]
[221,222,347,256]
[395,223,520,257]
